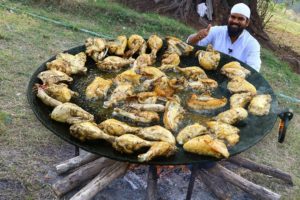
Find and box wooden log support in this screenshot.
[207,163,281,200]
[228,156,293,185]
[198,169,232,200]
[55,153,100,175]
[70,161,129,200]
[146,165,158,200]
[52,157,117,197]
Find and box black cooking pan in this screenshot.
[27,44,280,165]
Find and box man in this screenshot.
[187,3,261,72]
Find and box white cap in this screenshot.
[231,3,251,19]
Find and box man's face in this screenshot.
[227,13,250,37]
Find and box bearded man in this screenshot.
[187,3,261,72]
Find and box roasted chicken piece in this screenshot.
[113,108,159,124]
[214,107,248,125]
[43,83,78,102]
[163,96,185,132]
[230,92,253,108]
[158,53,180,71]
[147,34,163,59]
[227,77,257,96]
[125,34,147,57]
[127,103,165,112]
[187,93,227,111]
[248,94,272,116]
[196,44,220,70]
[47,52,87,75]
[98,118,141,136]
[137,125,176,145]
[36,84,63,107]
[206,121,240,146]
[103,83,133,108]
[85,77,113,99]
[176,66,207,81]
[183,134,229,158]
[70,121,116,142]
[97,56,134,72]
[114,69,141,86]
[37,70,73,85]
[221,61,251,79]
[136,92,158,104]
[176,123,208,145]
[112,134,152,154]
[165,36,194,56]
[188,78,218,92]
[138,142,177,162]
[132,54,154,69]
[107,35,127,56]
[154,77,176,98]
[85,37,107,62]
[50,102,94,124]
[139,67,166,89]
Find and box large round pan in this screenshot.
[27,44,278,165]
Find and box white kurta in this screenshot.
[189,26,261,72]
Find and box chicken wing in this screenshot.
[248,94,272,116]
[50,102,94,124]
[138,142,177,162]
[103,83,133,108]
[114,69,141,86]
[37,70,73,85]
[187,93,227,111]
[221,61,251,79]
[165,36,194,56]
[196,44,220,70]
[206,121,240,146]
[230,92,253,108]
[137,125,176,145]
[127,103,165,112]
[44,83,78,103]
[163,95,185,132]
[97,56,134,72]
[113,108,160,124]
[187,78,218,92]
[125,34,147,57]
[98,118,141,136]
[70,121,116,142]
[214,107,248,125]
[176,66,207,81]
[107,35,127,56]
[176,123,208,145]
[183,134,229,158]
[86,77,113,99]
[112,134,152,154]
[227,77,257,95]
[36,84,63,107]
[85,37,107,62]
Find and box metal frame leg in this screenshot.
[186,165,197,200]
[74,145,79,156]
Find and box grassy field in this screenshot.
[0,0,299,199]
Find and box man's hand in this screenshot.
[187,24,211,45]
[196,24,211,40]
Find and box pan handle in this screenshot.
[277,109,293,143]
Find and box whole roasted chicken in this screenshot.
[50,102,94,124]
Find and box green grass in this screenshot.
[0,0,299,199]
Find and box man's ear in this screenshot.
[246,19,250,27]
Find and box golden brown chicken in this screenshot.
[132,54,154,69]
[176,123,208,145]
[85,77,113,99]
[43,83,78,103]
[221,61,251,79]
[187,93,227,111]
[176,66,207,81]
[98,118,141,136]
[113,108,160,124]
[206,121,240,146]
[85,37,107,62]
[153,77,176,98]
[112,134,153,154]
[227,77,257,96]
[163,95,185,132]
[35,84,63,107]
[248,94,272,116]
[127,103,165,112]
[135,92,158,104]
[230,92,253,108]
[37,70,73,85]
[50,102,94,124]
[158,53,181,71]
[97,56,134,72]
[183,134,229,158]
[139,67,167,90]
[138,142,177,162]
[70,121,116,142]
[114,69,141,86]
[47,52,87,75]
[137,125,176,145]
[107,35,127,56]
[214,107,248,125]
[125,34,147,57]
[187,78,218,92]
[165,36,194,56]
[103,83,133,108]
[196,44,220,70]
[147,34,163,59]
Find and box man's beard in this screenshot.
[227,24,244,37]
